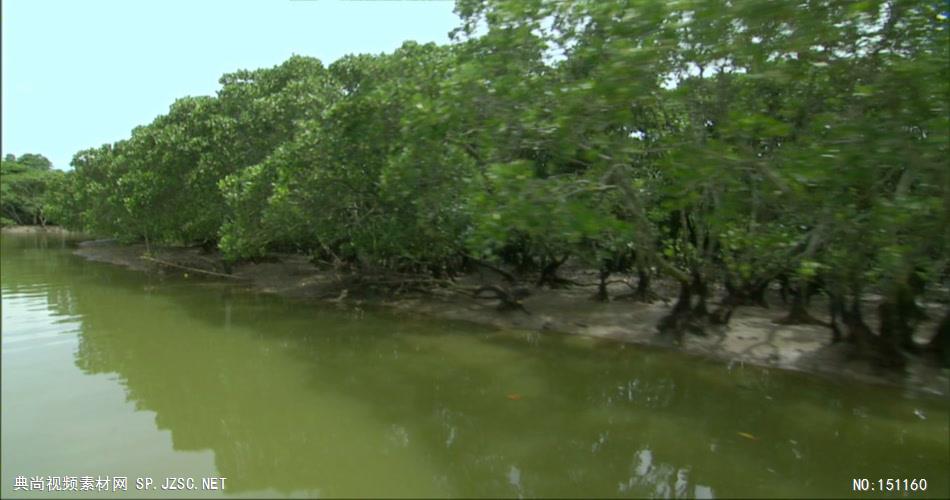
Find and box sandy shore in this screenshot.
[71,239,949,397]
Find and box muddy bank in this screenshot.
[73,240,949,397]
[1,225,78,235]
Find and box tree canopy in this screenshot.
[1,153,62,227]
[47,0,949,364]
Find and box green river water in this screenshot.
[1,232,947,498]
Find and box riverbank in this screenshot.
[0,225,76,235]
[71,239,949,397]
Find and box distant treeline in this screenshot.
[47,1,948,363]
[1,153,63,227]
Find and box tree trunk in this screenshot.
[710,296,736,325]
[776,278,825,326]
[929,310,950,367]
[658,279,707,341]
[749,281,769,308]
[843,297,873,350]
[658,282,693,342]
[594,268,610,302]
[778,273,790,304]
[536,255,569,288]
[690,272,709,318]
[634,265,653,302]
[877,299,904,356]
[847,296,905,370]
[878,284,922,355]
[827,293,845,343]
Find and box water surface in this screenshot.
[2,233,947,498]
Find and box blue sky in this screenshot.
[2,0,460,170]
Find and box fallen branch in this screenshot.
[141,256,247,280]
[571,278,631,288]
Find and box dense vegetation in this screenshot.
[45,0,948,364]
[0,154,63,227]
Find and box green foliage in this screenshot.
[218,42,476,268]
[1,154,61,226]
[50,0,947,335]
[466,161,630,268]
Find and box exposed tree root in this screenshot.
[619,267,657,303]
[724,279,770,308]
[657,281,709,343]
[473,285,532,314]
[536,255,570,288]
[462,253,518,284]
[774,296,828,326]
[774,310,827,326]
[828,295,908,370]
